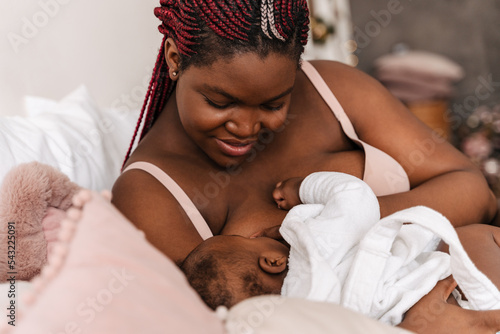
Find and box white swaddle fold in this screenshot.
[280,172,500,326]
[281,172,380,301]
[342,205,500,324]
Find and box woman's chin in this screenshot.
[218,155,248,171]
[202,150,246,171]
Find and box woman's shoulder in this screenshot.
[300,59,403,127]
[114,154,230,224]
[111,159,219,264]
[304,59,354,73]
[303,59,389,99]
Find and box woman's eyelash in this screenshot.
[264,104,284,111]
[204,97,230,109]
[203,96,284,111]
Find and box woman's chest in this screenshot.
[206,146,366,236]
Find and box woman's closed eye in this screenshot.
[262,103,284,112]
[204,97,232,109]
[203,95,284,112]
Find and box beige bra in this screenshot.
[123,61,410,240]
[301,61,410,196]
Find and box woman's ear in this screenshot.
[164,37,181,80]
[258,254,287,274]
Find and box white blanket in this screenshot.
[280,172,500,325]
[0,86,138,191]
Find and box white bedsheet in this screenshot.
[0,86,139,190]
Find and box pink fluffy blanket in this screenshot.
[0,162,81,281]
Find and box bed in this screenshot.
[0,1,411,333]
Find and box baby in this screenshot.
[181,173,382,311]
[181,172,500,325]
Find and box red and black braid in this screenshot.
[122,0,309,168]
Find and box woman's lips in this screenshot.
[215,138,255,157]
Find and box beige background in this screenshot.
[350,0,500,109]
[0,0,161,116]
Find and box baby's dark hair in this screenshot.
[181,240,269,310]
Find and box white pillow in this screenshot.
[0,86,139,190]
[1,190,224,334]
[224,295,414,334]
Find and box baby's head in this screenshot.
[181,235,290,310]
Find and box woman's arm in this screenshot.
[112,169,204,265]
[398,276,500,333]
[314,60,497,227]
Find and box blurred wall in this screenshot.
[0,0,161,116]
[350,0,500,112]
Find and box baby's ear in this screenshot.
[258,254,287,274]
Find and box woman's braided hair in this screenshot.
[123,0,309,166]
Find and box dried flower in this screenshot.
[461,132,492,160]
[459,103,500,196]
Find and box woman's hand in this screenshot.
[399,276,500,333]
[272,177,304,210]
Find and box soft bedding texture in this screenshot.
[0,165,413,333]
[0,190,224,334]
[0,86,138,190]
[0,162,80,282]
[225,296,413,334]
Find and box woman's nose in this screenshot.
[225,109,262,138]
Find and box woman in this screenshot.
[112,0,500,332]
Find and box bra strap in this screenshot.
[122,161,213,240]
[301,61,362,143]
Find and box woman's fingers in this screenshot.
[435,275,458,301]
[399,276,463,334]
[399,276,500,333]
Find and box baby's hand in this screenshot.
[272,177,304,210]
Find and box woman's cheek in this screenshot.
[188,108,228,133]
[178,97,216,129]
[267,109,290,132]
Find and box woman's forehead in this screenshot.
[193,52,295,76]
[184,53,297,100]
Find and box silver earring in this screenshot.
[172,71,178,77]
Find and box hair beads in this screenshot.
[260,0,285,41]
